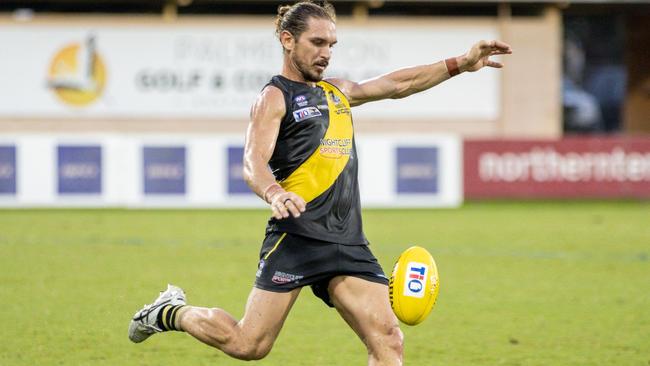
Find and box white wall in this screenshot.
[0,133,462,208]
[0,23,498,121]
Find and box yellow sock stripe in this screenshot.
[169,306,180,330]
[279,81,353,203]
[264,233,287,260]
[173,305,187,331]
[161,305,171,331]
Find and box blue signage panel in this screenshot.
[396,147,439,194]
[0,146,16,194]
[58,145,102,194]
[143,146,186,195]
[227,146,253,195]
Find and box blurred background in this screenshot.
[0,0,648,206]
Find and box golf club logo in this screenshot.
[47,35,106,106]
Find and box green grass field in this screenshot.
[1,202,649,365]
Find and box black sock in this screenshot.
[156,304,185,331]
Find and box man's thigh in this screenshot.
[239,286,301,345]
[327,275,399,343]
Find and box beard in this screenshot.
[293,55,325,82]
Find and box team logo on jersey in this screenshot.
[256,259,265,278]
[294,95,309,107]
[328,91,350,115]
[403,262,428,298]
[292,106,322,122]
[328,91,341,104]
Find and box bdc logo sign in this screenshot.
[403,262,428,298]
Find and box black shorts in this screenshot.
[254,232,388,307]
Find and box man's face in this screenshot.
[288,17,337,82]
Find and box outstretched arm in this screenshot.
[243,86,306,219]
[329,40,512,107]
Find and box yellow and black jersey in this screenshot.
[265,75,367,245]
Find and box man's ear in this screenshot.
[280,30,295,52]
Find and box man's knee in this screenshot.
[387,325,404,356]
[229,339,273,361]
[368,324,404,359]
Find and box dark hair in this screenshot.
[275,0,336,42]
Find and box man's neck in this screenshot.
[281,60,317,87]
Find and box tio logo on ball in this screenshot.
[403,262,428,298]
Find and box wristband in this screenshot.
[445,57,460,77]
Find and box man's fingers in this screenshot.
[268,190,306,220]
[271,202,288,219]
[287,193,306,212]
[490,49,511,56]
[486,60,503,68]
[284,199,302,218]
[486,40,512,50]
[493,40,513,52]
[480,40,512,53]
[274,200,290,218]
[271,205,283,220]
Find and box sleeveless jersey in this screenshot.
[264,75,367,245]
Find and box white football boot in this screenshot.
[128,284,186,343]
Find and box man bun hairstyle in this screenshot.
[275,0,336,40]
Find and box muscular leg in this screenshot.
[177,287,301,361]
[329,276,404,366]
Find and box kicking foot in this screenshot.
[128,284,186,343]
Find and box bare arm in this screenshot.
[329,40,513,107]
[243,86,306,219]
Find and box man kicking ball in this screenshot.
[129,1,511,364]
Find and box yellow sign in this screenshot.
[47,36,106,106]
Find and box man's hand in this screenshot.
[459,40,513,73]
[264,183,307,220]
